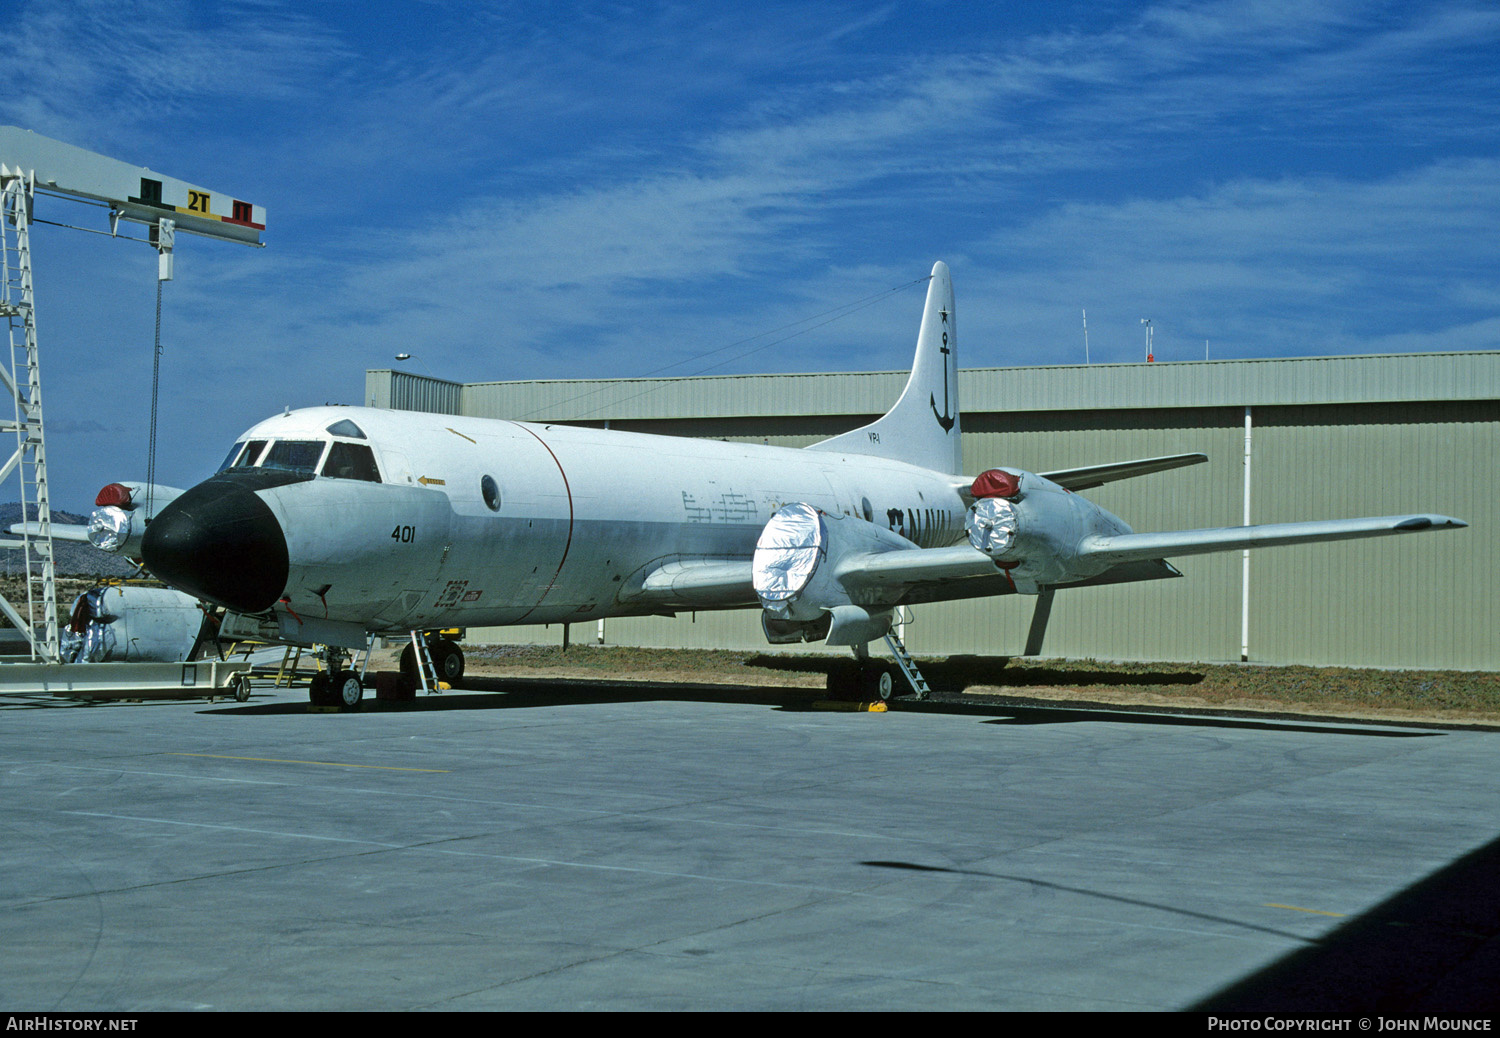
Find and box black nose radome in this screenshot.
[141,475,290,614]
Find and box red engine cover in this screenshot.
[970,469,1021,499]
[95,483,132,508]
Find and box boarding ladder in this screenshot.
[883,630,931,700]
[409,630,443,694]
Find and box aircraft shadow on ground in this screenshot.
[746,653,1206,690]
[199,671,1441,737]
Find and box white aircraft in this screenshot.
[78,261,1465,706]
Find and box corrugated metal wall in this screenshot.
[366,353,1498,669]
[367,370,464,414]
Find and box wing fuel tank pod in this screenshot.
[751,503,914,646]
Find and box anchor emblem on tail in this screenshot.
[929,308,955,432]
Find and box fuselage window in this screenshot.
[323,442,382,482]
[261,439,326,475]
[232,440,268,468]
[217,441,247,471]
[481,474,501,511]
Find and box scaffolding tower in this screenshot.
[0,126,265,661]
[0,172,56,658]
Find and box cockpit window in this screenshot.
[217,441,247,472]
[326,419,366,439]
[322,442,382,482]
[261,440,326,475]
[232,440,268,469]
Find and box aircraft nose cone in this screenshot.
[141,477,290,613]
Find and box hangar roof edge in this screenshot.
[371,350,1500,421]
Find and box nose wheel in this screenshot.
[308,649,364,710]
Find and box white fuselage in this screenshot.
[231,406,969,633]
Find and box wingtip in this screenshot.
[1395,515,1468,532]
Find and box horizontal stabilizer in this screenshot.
[1040,453,1207,492]
[1081,514,1467,566]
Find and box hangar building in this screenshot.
[366,351,1497,670]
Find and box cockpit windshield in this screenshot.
[322,442,381,482]
[217,442,247,472]
[216,436,380,483]
[229,440,268,470]
[260,440,326,475]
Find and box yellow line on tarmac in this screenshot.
[1264,903,1346,917]
[170,753,449,773]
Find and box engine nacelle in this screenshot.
[751,503,916,645]
[964,468,1131,591]
[88,482,185,556]
[62,585,206,663]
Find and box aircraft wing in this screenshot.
[834,545,1000,587]
[1080,514,1468,566]
[1038,453,1207,491]
[8,522,92,543]
[637,559,758,608]
[633,545,1183,613]
[836,546,1180,605]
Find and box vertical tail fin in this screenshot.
[807,261,961,474]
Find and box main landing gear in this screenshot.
[399,634,465,690]
[826,635,929,702]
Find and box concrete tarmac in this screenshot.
[2,676,1499,1012]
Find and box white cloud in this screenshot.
[972,158,1500,361]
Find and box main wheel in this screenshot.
[332,669,364,710]
[861,663,896,701]
[429,639,465,687]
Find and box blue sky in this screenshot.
[3,0,1498,510]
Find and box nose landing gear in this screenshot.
[308,646,366,710]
